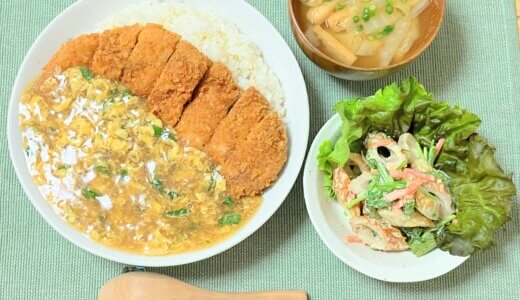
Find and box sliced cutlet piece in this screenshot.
[121,23,180,97]
[147,41,212,126]
[175,63,240,149]
[221,110,288,199]
[39,33,99,83]
[91,24,142,81]
[205,87,270,166]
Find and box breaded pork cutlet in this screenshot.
[91,24,142,81]
[205,87,270,166]
[221,111,288,199]
[121,24,180,97]
[147,41,212,126]
[175,63,240,149]
[39,33,99,84]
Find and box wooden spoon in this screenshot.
[99,272,307,300]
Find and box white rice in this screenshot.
[99,0,286,116]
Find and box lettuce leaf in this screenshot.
[317,77,516,256]
[440,136,516,256]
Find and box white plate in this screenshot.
[7,0,309,267]
[303,114,468,282]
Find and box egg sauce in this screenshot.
[20,67,261,255]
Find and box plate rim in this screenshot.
[7,0,310,266]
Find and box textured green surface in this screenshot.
[1,0,519,299]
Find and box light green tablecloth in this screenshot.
[1,1,519,299]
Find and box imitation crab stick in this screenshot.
[345,235,363,244]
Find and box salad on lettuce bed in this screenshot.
[317,78,516,257]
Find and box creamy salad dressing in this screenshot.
[20,67,261,255]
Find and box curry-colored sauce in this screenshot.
[20,67,261,255]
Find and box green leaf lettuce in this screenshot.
[317,77,516,256]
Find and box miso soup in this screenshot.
[298,0,432,68]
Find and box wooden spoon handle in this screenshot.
[217,290,307,300]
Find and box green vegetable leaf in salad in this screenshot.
[318,77,516,256]
[440,136,516,256]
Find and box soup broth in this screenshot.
[20,67,262,255]
[298,0,432,68]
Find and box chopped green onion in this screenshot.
[366,34,375,41]
[353,15,360,23]
[168,190,180,199]
[218,212,241,225]
[110,88,120,95]
[152,178,165,193]
[152,125,163,137]
[167,132,177,142]
[362,8,370,21]
[57,165,70,171]
[368,4,376,12]
[94,165,110,175]
[81,188,98,199]
[165,208,189,218]
[119,169,128,178]
[223,197,234,206]
[385,4,394,14]
[356,25,364,32]
[375,32,384,40]
[121,89,133,97]
[335,4,346,11]
[79,67,94,80]
[381,25,394,36]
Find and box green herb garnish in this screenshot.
[381,25,394,36]
[79,67,94,80]
[362,8,370,21]
[165,208,189,218]
[335,4,346,11]
[167,132,177,142]
[385,4,394,14]
[57,165,70,171]
[94,165,110,175]
[353,15,360,23]
[81,188,98,199]
[152,125,163,137]
[223,197,234,206]
[119,169,129,178]
[152,178,165,193]
[121,89,133,97]
[218,212,241,225]
[168,190,180,199]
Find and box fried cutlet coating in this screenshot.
[121,24,180,97]
[175,63,240,149]
[147,41,212,126]
[221,111,288,199]
[39,33,99,83]
[91,24,142,81]
[205,87,271,166]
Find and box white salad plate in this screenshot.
[303,114,468,282]
[7,0,309,266]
